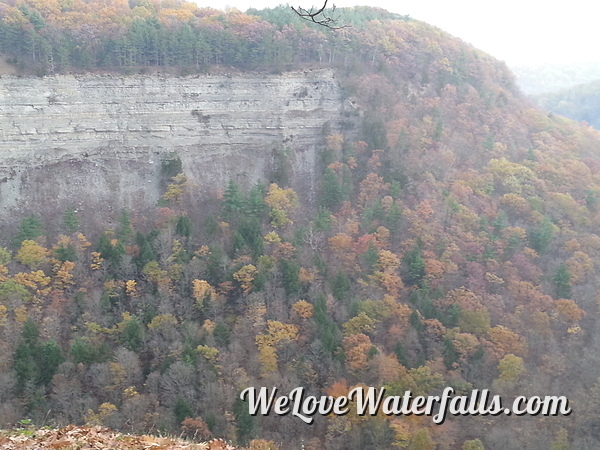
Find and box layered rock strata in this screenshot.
[0,69,352,233]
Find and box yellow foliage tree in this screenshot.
[85,402,118,427]
[342,333,373,371]
[13,270,51,291]
[0,247,11,265]
[54,260,76,289]
[377,250,400,272]
[192,279,215,309]
[256,320,299,375]
[370,249,404,296]
[233,265,258,294]
[142,261,169,287]
[566,251,594,284]
[16,240,49,269]
[125,280,138,297]
[487,326,526,359]
[269,208,292,228]
[90,251,104,270]
[263,231,281,244]
[148,313,178,330]
[555,299,586,323]
[14,305,28,322]
[497,354,525,382]
[0,304,7,327]
[292,300,314,319]
[325,134,344,152]
[264,184,299,228]
[264,183,299,211]
[343,312,377,336]
[0,264,8,283]
[328,233,356,271]
[162,173,188,205]
[196,345,219,363]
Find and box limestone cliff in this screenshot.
[0,69,352,233]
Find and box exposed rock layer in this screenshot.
[0,69,350,233]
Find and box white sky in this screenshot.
[193,0,599,67]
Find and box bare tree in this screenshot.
[291,0,349,29]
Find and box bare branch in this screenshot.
[291,0,350,29]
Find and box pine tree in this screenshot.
[175,215,192,237]
[63,207,80,233]
[13,214,44,246]
[117,210,133,244]
[234,394,255,445]
[173,397,193,425]
[528,217,554,254]
[402,245,426,286]
[320,168,343,209]
[554,263,572,299]
[222,180,244,220]
[245,183,267,219]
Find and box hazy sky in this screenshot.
[193,0,597,67]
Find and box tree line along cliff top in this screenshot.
[0,0,505,81]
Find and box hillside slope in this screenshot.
[532,79,600,129]
[1,2,600,449]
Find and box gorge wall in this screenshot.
[0,69,352,234]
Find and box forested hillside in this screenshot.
[533,80,600,130]
[0,0,407,74]
[2,1,600,449]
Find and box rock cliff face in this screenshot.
[0,69,351,233]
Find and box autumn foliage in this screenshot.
[0,2,599,449]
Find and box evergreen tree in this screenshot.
[175,215,192,237]
[173,397,193,425]
[554,263,572,299]
[385,202,402,234]
[280,259,300,295]
[528,217,554,254]
[70,338,109,365]
[361,243,379,274]
[245,183,267,219]
[410,428,434,450]
[223,180,244,221]
[443,337,458,369]
[13,214,44,246]
[63,207,80,233]
[394,342,409,367]
[214,321,231,347]
[320,168,343,209]
[13,319,64,391]
[117,209,134,244]
[402,245,426,286]
[331,271,351,301]
[234,394,255,445]
[314,294,341,354]
[135,239,156,270]
[54,242,77,262]
[123,317,144,352]
[314,207,333,232]
[97,232,126,274]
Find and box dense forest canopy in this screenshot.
[0,0,410,74]
[2,1,600,449]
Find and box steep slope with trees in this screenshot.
[1,1,600,449]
